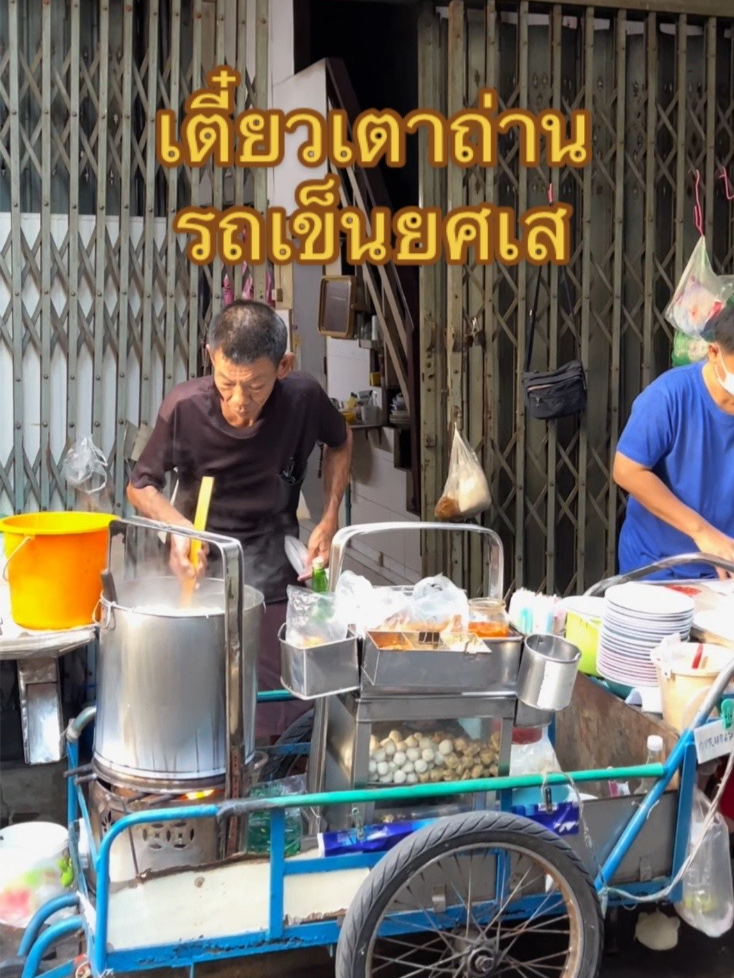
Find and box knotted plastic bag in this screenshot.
[61,436,108,494]
[674,787,734,938]
[664,237,729,338]
[434,427,491,520]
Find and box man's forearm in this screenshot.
[127,483,191,528]
[321,430,353,524]
[613,462,705,539]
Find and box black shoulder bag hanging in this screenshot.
[521,262,587,421]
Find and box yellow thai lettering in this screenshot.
[495,208,522,265]
[235,110,286,167]
[184,66,240,113]
[539,110,592,168]
[155,110,183,167]
[444,206,494,264]
[522,204,572,265]
[340,207,391,265]
[392,207,442,265]
[328,110,355,167]
[404,110,448,167]
[289,210,339,265]
[180,112,234,167]
[218,209,264,264]
[353,109,406,168]
[448,89,497,168]
[295,174,341,209]
[284,110,327,167]
[173,208,219,265]
[267,209,295,264]
[290,175,341,264]
[496,109,541,168]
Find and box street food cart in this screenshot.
[2,518,733,978]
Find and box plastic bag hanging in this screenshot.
[664,236,728,338]
[61,436,108,494]
[434,427,491,520]
[664,172,734,337]
[674,787,734,938]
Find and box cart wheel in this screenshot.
[335,810,604,978]
[260,708,314,782]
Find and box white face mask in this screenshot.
[715,357,734,396]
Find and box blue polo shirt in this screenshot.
[617,362,734,579]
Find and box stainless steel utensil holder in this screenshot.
[517,633,581,712]
[278,625,359,699]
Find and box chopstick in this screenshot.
[180,476,214,608]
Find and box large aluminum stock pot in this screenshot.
[93,576,264,790]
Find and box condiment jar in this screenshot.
[467,598,511,638]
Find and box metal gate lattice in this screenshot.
[419,1,734,597]
[0,0,267,518]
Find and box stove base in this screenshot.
[88,778,222,884]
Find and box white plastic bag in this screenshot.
[674,788,734,938]
[284,536,309,578]
[407,574,469,630]
[434,427,491,520]
[61,436,108,493]
[663,237,730,338]
[285,586,348,648]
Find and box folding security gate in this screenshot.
[0,0,268,517]
[418,0,734,595]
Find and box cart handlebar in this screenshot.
[583,552,734,596]
[329,521,505,598]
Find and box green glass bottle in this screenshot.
[311,556,328,593]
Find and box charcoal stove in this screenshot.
[86,776,223,885]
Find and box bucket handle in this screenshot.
[92,599,114,630]
[2,536,32,582]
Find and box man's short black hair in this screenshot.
[207,300,288,366]
[706,303,734,355]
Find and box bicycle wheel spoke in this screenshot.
[360,830,591,978]
[501,954,566,978]
[372,932,447,966]
[372,949,465,978]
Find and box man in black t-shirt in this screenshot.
[127,299,352,737]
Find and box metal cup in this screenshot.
[517,633,581,712]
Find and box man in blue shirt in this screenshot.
[613,305,734,580]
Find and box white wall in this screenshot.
[323,338,420,583]
[349,428,421,583]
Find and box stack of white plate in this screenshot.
[597,582,695,688]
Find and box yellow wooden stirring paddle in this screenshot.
[180,476,214,607]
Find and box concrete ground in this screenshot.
[3,760,734,977]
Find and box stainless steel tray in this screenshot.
[360,629,524,694]
[279,625,359,700]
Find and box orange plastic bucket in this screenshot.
[0,512,115,630]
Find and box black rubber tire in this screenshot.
[0,958,27,978]
[335,809,604,978]
[259,708,314,782]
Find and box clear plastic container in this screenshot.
[468,598,511,638]
[631,734,664,795]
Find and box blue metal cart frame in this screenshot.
[11,657,734,978]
